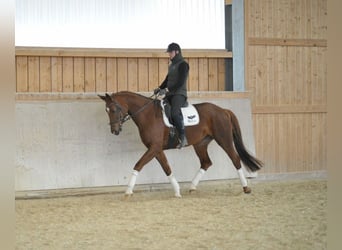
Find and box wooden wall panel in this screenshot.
[117,58,128,91]
[252,113,327,174]
[16,49,229,94]
[198,58,209,91]
[247,0,327,39]
[28,56,40,92]
[106,58,117,92]
[39,57,51,92]
[311,47,327,104]
[208,59,218,91]
[137,58,148,92]
[247,45,327,107]
[312,113,327,170]
[148,58,159,91]
[16,56,28,92]
[128,58,138,92]
[51,57,63,92]
[188,58,199,91]
[95,58,107,92]
[158,58,169,85]
[218,58,226,91]
[62,57,74,92]
[84,58,95,92]
[246,0,327,174]
[73,57,85,92]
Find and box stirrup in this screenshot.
[177,136,188,149]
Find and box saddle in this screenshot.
[160,99,200,127]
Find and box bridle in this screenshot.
[108,94,157,131]
[107,102,126,132]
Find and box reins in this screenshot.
[120,93,158,124]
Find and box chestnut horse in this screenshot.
[99,91,263,197]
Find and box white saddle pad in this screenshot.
[161,100,200,127]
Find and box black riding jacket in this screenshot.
[159,53,189,97]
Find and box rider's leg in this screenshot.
[171,95,188,149]
[173,113,187,148]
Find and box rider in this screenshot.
[154,42,189,149]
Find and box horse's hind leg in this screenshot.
[215,137,251,194]
[155,151,181,198]
[230,154,251,193]
[190,142,213,192]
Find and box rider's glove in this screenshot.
[153,88,160,95]
[159,88,168,96]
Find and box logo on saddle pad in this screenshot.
[161,100,200,127]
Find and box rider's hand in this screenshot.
[153,88,160,95]
[159,88,168,96]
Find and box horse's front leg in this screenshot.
[125,147,158,196]
[155,151,181,198]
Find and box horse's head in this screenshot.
[98,93,125,135]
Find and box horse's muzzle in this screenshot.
[111,126,122,135]
[112,130,120,135]
[110,121,122,135]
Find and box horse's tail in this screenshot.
[225,109,263,172]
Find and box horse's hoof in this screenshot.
[123,196,131,201]
[189,188,196,194]
[175,193,182,198]
[243,186,252,194]
[123,192,133,200]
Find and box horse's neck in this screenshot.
[124,94,149,114]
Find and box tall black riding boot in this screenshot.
[174,115,188,149]
[178,130,188,149]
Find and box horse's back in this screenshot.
[193,102,226,113]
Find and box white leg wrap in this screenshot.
[168,173,181,197]
[190,168,206,190]
[237,168,248,187]
[125,170,139,195]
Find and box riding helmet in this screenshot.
[166,42,181,53]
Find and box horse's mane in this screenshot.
[113,91,160,109]
[113,91,154,101]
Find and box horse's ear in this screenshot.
[98,94,106,101]
[98,93,112,102]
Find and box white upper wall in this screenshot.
[15,0,225,49]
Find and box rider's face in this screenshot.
[168,50,177,60]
